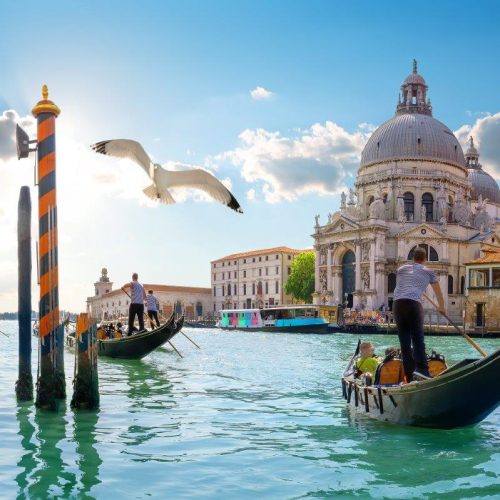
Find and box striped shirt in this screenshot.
[146,294,158,312]
[130,281,145,304]
[393,263,438,302]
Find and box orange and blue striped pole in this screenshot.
[32,85,65,408]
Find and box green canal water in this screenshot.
[0,320,499,499]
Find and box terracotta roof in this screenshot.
[212,246,311,263]
[91,284,211,300]
[465,249,500,265]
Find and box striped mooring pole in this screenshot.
[71,313,99,409]
[32,85,66,409]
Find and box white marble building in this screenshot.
[312,61,500,322]
[87,268,212,320]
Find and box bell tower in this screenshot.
[465,136,481,169]
[94,267,112,297]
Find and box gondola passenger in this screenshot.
[355,342,380,377]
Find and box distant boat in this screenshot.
[342,342,500,428]
[97,315,183,359]
[217,306,329,333]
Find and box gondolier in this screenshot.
[127,273,146,334]
[393,247,445,381]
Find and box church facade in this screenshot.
[312,62,500,322]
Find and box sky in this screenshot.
[1,0,500,312]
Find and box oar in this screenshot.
[0,329,9,337]
[423,293,488,357]
[343,339,361,377]
[167,340,183,358]
[180,330,200,349]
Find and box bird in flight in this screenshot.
[91,139,243,213]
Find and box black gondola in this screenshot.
[97,314,183,359]
[342,345,500,428]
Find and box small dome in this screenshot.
[360,113,466,169]
[469,168,500,204]
[403,73,426,86]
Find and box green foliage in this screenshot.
[284,252,315,303]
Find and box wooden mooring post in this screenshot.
[16,187,33,401]
[71,313,99,409]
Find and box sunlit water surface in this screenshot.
[0,320,499,499]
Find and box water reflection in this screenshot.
[73,410,102,496]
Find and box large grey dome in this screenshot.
[360,113,466,169]
[468,168,500,203]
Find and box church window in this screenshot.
[383,193,388,204]
[448,275,454,294]
[422,193,434,221]
[403,192,414,220]
[388,273,397,293]
[460,276,465,294]
[408,244,439,262]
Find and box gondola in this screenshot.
[341,343,500,428]
[97,314,183,359]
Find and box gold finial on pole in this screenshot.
[32,84,60,118]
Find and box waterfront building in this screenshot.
[464,248,500,333]
[211,246,306,312]
[87,268,212,320]
[312,61,500,322]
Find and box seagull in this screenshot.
[91,139,243,213]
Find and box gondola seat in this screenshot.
[374,358,405,385]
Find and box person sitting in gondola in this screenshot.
[355,342,381,377]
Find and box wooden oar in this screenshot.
[0,329,9,337]
[423,293,488,357]
[180,331,201,349]
[167,340,183,358]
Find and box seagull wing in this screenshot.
[91,139,152,176]
[156,168,243,213]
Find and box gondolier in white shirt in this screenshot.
[146,290,161,328]
[127,273,146,334]
[393,247,445,381]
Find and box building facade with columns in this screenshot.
[313,61,500,322]
[211,246,306,312]
[87,268,212,320]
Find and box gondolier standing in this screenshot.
[393,247,445,381]
[127,273,146,334]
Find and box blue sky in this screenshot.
[1,0,500,311]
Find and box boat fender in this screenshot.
[364,388,369,412]
[347,382,353,403]
[354,385,359,407]
[377,387,384,414]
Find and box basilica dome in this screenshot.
[360,60,466,170]
[360,113,466,169]
[465,137,500,204]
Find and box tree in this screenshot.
[285,252,315,303]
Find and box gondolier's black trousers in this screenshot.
[393,298,430,381]
[128,303,145,334]
[147,310,160,328]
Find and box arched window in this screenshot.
[408,244,439,262]
[342,251,356,307]
[388,273,397,293]
[448,275,454,294]
[422,193,434,222]
[460,276,465,294]
[403,192,414,221]
[383,193,388,204]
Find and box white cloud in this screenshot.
[455,112,500,177]
[220,121,371,203]
[250,86,274,101]
[246,188,256,201]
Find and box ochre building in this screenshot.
[312,61,500,323]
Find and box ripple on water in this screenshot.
[0,321,499,498]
